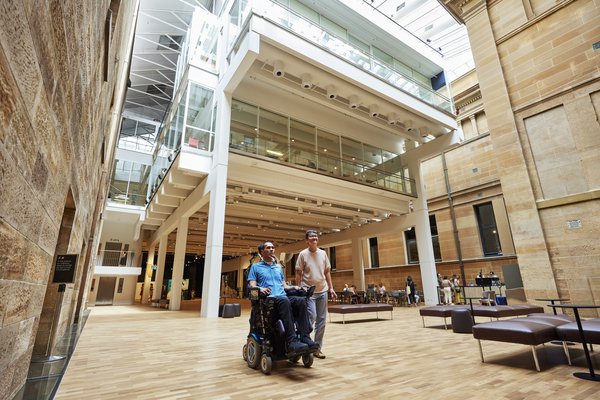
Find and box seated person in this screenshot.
[248,241,317,354]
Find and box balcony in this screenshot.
[94,250,142,276]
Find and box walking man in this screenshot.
[295,230,337,359]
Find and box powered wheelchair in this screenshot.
[242,286,316,375]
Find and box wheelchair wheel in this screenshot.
[302,352,313,368]
[242,344,248,361]
[260,354,272,375]
[246,337,261,369]
[289,355,301,364]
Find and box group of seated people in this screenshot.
[338,282,420,305]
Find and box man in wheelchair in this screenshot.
[247,241,318,355]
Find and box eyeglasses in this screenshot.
[307,235,318,238]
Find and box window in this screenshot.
[329,247,336,271]
[405,228,418,264]
[404,215,442,263]
[429,215,442,261]
[369,237,379,268]
[474,202,502,256]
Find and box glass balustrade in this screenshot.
[254,0,451,112]
[96,250,137,268]
[230,99,415,195]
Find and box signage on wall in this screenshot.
[52,254,78,283]
[567,220,582,229]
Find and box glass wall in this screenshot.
[109,160,151,206]
[118,118,158,153]
[146,81,216,202]
[230,99,414,195]
[290,119,316,168]
[258,109,288,161]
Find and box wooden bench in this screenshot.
[328,303,393,324]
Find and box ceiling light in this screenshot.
[300,73,312,89]
[273,60,284,77]
[266,149,283,156]
[326,85,337,99]
[387,112,398,125]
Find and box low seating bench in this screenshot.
[328,303,393,324]
[473,316,569,371]
[420,304,544,329]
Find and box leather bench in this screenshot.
[419,304,544,329]
[473,316,571,371]
[419,305,470,329]
[474,305,544,319]
[328,303,393,324]
[555,319,600,365]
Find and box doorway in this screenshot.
[96,277,117,305]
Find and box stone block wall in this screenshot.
[0,1,137,398]
[444,0,600,310]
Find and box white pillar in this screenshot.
[142,244,155,304]
[201,91,231,318]
[170,217,189,311]
[153,235,167,301]
[409,161,438,306]
[352,238,365,291]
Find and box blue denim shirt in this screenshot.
[247,260,286,297]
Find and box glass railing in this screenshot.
[229,143,415,195]
[255,0,452,112]
[95,250,137,268]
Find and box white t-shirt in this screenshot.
[295,247,330,293]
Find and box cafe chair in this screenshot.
[479,290,496,306]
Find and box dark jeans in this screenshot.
[273,296,311,344]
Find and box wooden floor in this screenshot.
[56,301,600,399]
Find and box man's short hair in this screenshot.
[257,241,274,252]
[305,230,318,239]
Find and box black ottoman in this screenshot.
[222,304,236,318]
[232,303,241,317]
[451,308,473,333]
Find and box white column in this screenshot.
[409,161,438,306]
[153,235,167,301]
[142,244,155,304]
[201,90,232,318]
[169,217,189,311]
[352,238,365,291]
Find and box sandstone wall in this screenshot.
[444,0,600,311]
[0,1,136,398]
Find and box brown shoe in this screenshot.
[313,350,326,359]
